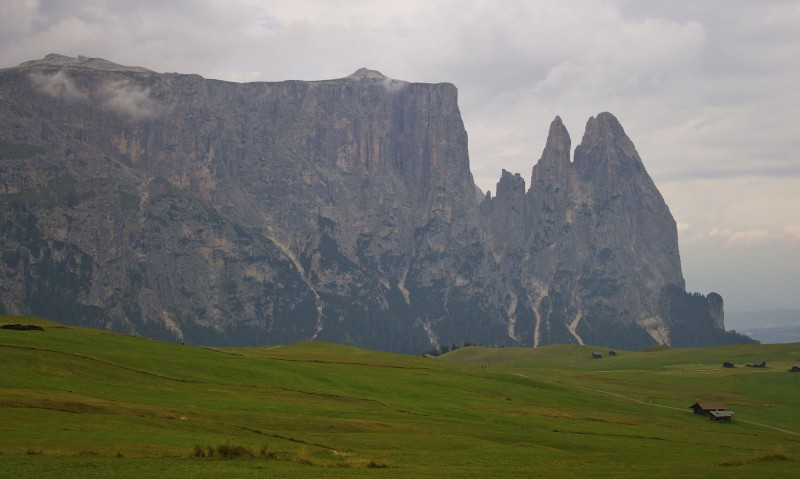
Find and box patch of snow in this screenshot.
[568,310,585,345]
[268,235,325,339]
[416,318,440,349]
[161,310,184,341]
[528,287,549,348]
[641,316,670,345]
[507,291,519,341]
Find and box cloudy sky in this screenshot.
[2,0,799,314]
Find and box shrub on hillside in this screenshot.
[192,441,276,460]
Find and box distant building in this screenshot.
[790,365,800,372]
[746,361,766,368]
[708,410,734,422]
[690,402,733,422]
[592,352,602,359]
[723,361,735,368]
[690,402,726,415]
[608,350,617,357]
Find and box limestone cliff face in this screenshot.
[501,114,685,348]
[0,55,744,351]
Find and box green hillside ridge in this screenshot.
[1,315,799,478]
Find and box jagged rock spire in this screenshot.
[542,115,571,163]
[573,112,645,179]
[531,115,571,187]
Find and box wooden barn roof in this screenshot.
[691,402,727,411]
[709,410,734,418]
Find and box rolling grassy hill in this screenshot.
[1,315,799,478]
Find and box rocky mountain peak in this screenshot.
[573,111,645,179]
[12,53,154,73]
[545,115,571,156]
[346,68,387,80]
[531,115,572,186]
[497,169,525,195]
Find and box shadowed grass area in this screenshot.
[1,315,799,478]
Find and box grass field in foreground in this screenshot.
[1,315,799,478]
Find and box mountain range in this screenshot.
[725,309,800,344]
[0,54,754,352]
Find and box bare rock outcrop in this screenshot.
[0,55,751,351]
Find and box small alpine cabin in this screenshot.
[690,402,733,422]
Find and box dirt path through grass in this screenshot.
[509,372,800,436]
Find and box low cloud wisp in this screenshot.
[29,70,165,120]
[29,70,86,101]
[99,80,165,120]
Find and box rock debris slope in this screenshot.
[0,55,749,351]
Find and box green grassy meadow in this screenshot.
[1,316,799,478]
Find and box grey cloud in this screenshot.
[381,78,408,94]
[99,80,165,120]
[28,70,164,120]
[29,70,86,101]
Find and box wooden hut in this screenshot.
[708,410,734,422]
[722,361,735,368]
[690,402,726,415]
[592,352,602,359]
[746,361,766,368]
[690,402,733,422]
